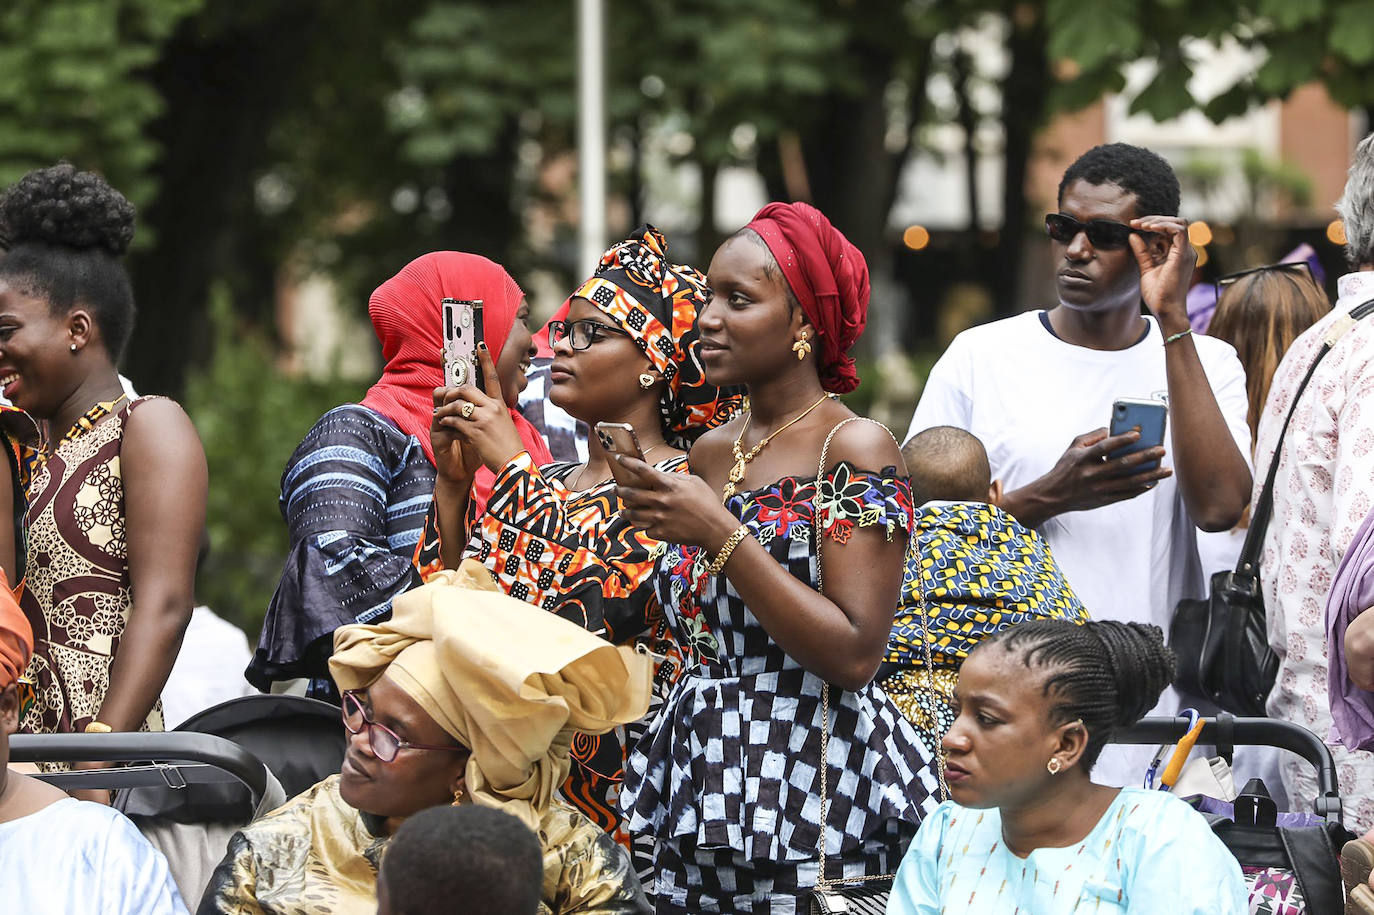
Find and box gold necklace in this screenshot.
[722,394,830,500]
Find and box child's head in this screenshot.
[376,805,543,915]
[903,426,1000,506]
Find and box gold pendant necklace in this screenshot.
[722,393,830,501]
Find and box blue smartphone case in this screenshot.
[1107,398,1168,472]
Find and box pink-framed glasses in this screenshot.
[341,690,467,763]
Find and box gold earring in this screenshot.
[451,786,465,806]
[638,372,656,389]
[792,331,811,361]
[1046,757,1062,775]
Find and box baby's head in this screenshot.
[902,426,1000,506]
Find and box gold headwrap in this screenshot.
[329,561,652,830]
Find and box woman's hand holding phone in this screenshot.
[432,344,526,473]
[614,455,742,551]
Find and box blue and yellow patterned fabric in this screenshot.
[879,501,1087,751]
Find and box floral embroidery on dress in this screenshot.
[815,462,913,543]
[753,476,816,538]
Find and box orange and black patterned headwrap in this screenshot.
[572,226,743,447]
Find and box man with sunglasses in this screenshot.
[906,143,1252,786]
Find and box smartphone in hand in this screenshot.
[596,421,646,486]
[442,298,485,390]
[1107,398,1168,473]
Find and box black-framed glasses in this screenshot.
[1045,213,1147,250]
[1214,261,1313,300]
[341,690,467,764]
[548,319,632,351]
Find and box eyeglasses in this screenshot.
[1045,213,1148,250]
[1215,261,1313,300]
[341,690,468,764]
[548,319,632,351]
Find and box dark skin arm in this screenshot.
[430,345,511,569]
[615,419,905,690]
[0,447,14,584]
[1001,217,1250,531]
[95,399,206,733]
[1130,215,1251,531]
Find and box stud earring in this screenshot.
[638,372,656,390]
[1046,757,1062,775]
[451,787,465,806]
[70,343,78,353]
[792,331,811,361]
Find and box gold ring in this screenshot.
[460,402,476,419]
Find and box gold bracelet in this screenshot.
[84,721,113,734]
[707,525,750,576]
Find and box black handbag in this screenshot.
[1171,297,1374,714]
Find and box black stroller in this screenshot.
[12,693,347,906]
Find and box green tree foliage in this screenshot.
[0,0,202,213]
[183,292,365,634]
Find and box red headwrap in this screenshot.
[0,570,32,688]
[743,202,870,393]
[359,252,553,514]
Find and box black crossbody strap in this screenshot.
[1236,296,1374,575]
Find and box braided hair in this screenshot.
[0,163,138,361]
[978,619,1176,770]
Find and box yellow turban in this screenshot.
[329,560,652,830]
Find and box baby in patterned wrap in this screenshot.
[879,426,1089,754]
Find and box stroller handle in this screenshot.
[10,732,269,811]
[1114,715,1343,825]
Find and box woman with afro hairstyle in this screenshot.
[0,163,206,768]
[888,619,1247,914]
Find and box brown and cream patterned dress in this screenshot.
[18,396,163,737]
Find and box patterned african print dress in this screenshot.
[414,450,690,869]
[19,397,164,737]
[879,500,1087,756]
[620,461,941,913]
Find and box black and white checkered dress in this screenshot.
[620,462,942,912]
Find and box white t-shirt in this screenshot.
[0,796,188,914]
[907,311,1251,784]
[160,605,257,729]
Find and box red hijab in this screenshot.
[359,252,552,513]
[743,202,870,393]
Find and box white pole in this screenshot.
[577,0,606,272]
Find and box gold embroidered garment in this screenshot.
[200,774,651,914]
[18,398,163,737]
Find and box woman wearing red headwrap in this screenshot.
[613,203,939,912]
[249,252,550,702]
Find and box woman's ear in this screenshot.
[1056,718,1090,771]
[66,309,95,352]
[0,683,19,735]
[448,760,469,801]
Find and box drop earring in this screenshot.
[792,331,811,361]
[451,786,465,806]
[638,372,655,390]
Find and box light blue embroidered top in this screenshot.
[887,788,1247,914]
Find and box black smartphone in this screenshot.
[442,298,485,390]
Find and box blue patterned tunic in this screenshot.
[620,461,940,904]
[249,405,434,698]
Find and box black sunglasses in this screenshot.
[1214,261,1312,300]
[548,319,632,351]
[1045,213,1148,251]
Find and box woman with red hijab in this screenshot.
[612,204,939,912]
[249,252,550,701]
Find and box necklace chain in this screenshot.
[721,394,830,501]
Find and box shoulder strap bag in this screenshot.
[806,418,948,915]
[1171,297,1374,714]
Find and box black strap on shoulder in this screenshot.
[1235,297,1374,575]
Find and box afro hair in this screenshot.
[1058,143,1180,219]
